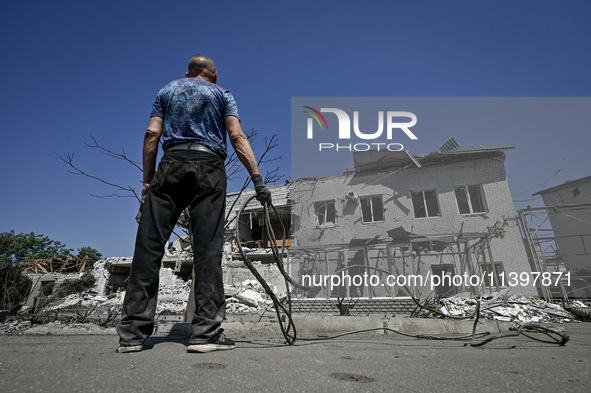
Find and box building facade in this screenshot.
[288,139,536,298]
[228,139,538,299]
[533,175,591,273]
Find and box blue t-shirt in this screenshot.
[150,78,240,159]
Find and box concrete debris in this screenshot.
[90,260,110,296]
[226,298,260,313]
[45,291,125,315]
[35,263,285,319]
[9,257,287,338]
[224,279,285,311]
[570,300,589,308]
[1,320,32,334]
[223,284,240,297]
[235,289,272,308]
[568,300,591,318]
[425,293,581,323]
[156,296,187,314]
[158,268,191,295]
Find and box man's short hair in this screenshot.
[188,54,216,77]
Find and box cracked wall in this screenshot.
[290,153,536,298]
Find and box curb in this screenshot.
[154,316,511,338]
[6,316,512,337]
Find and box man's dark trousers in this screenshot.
[118,148,227,346]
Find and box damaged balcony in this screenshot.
[232,204,293,263]
[225,185,294,263]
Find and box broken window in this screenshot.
[411,190,440,218]
[238,206,292,249]
[480,262,505,287]
[573,187,580,197]
[360,195,384,223]
[454,184,487,214]
[431,264,456,297]
[315,200,336,226]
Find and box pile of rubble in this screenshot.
[41,266,281,317]
[429,292,588,323]
[44,291,124,315]
[1,320,32,334]
[155,268,192,314]
[225,279,284,313]
[569,300,591,318]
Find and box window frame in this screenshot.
[314,200,337,227]
[480,262,505,287]
[411,189,440,218]
[454,184,488,215]
[573,187,580,197]
[359,195,385,224]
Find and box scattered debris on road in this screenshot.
[413,291,587,323]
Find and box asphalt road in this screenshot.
[0,323,589,392]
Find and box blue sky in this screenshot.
[1,0,590,258]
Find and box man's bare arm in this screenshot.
[225,116,261,177]
[142,116,164,196]
[226,116,272,205]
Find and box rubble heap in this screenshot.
[426,292,586,323]
[40,267,282,318]
[225,279,285,313]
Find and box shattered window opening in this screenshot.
[431,264,456,297]
[480,262,505,287]
[315,200,336,226]
[411,190,440,218]
[360,195,384,223]
[237,206,292,249]
[454,184,487,214]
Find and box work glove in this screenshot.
[252,175,272,206]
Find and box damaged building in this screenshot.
[516,175,591,299]
[531,175,591,274]
[229,138,538,302]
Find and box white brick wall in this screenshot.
[290,153,536,297]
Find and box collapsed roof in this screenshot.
[353,137,515,173]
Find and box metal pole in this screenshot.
[518,209,552,301]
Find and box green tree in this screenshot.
[77,246,102,260]
[0,232,12,262]
[0,232,35,311]
[0,230,73,262]
[0,259,32,311]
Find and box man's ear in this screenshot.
[185,72,190,78]
[212,70,218,84]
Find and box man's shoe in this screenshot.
[187,331,235,353]
[116,345,143,353]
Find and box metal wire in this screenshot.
[235,195,305,345]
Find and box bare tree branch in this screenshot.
[85,135,142,172]
[90,193,137,199]
[57,152,141,202]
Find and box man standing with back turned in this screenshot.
[117,54,272,353]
